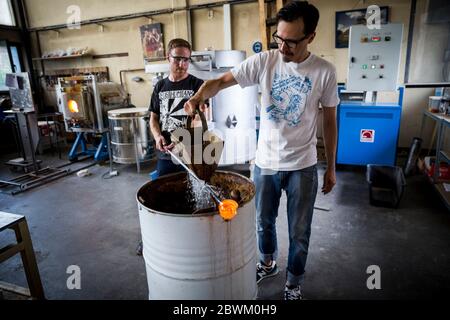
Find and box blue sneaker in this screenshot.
[256,261,279,284]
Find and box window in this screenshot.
[0,41,13,91]
[0,0,15,26]
[10,45,22,72]
[406,0,450,84]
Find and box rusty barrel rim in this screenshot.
[136,170,255,217]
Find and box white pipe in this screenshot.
[187,1,192,44]
[223,4,232,50]
[172,0,177,38]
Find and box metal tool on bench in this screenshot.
[0,73,66,194]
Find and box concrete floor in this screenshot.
[0,149,449,300]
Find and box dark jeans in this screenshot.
[253,164,318,286]
[156,158,185,177]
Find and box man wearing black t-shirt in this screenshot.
[137,38,204,256]
[148,38,205,176]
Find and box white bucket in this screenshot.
[136,171,257,300]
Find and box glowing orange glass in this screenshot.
[219,199,239,221]
[68,100,79,113]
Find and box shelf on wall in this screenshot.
[32,53,92,61]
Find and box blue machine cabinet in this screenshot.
[337,87,403,166]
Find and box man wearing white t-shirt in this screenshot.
[185,1,339,300]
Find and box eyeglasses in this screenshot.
[170,55,191,63]
[272,31,309,50]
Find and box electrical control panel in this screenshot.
[347,23,403,92]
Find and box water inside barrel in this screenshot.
[186,175,221,212]
[138,172,255,215]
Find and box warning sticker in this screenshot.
[360,129,375,143]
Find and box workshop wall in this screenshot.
[25,0,259,110]
[25,0,433,148]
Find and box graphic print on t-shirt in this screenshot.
[159,89,194,132]
[266,73,312,127]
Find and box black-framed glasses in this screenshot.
[169,55,191,63]
[272,31,309,50]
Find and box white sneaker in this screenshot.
[284,285,303,300]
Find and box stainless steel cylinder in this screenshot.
[108,107,153,164]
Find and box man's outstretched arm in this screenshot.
[184,71,237,115]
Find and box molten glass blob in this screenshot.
[68,99,79,113]
[218,199,239,221]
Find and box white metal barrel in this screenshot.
[136,171,257,300]
[108,107,153,164]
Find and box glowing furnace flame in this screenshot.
[68,100,79,113]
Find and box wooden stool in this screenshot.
[0,211,45,300]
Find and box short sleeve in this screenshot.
[194,77,204,93]
[149,81,161,115]
[230,52,264,88]
[319,66,340,107]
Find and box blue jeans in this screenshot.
[156,159,184,177]
[254,164,318,286]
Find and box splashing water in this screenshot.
[186,174,217,212]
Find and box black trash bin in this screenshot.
[366,165,406,208]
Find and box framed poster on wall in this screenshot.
[335,6,389,48]
[140,23,165,61]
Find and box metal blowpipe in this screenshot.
[167,150,222,204]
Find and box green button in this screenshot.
[362,64,368,69]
